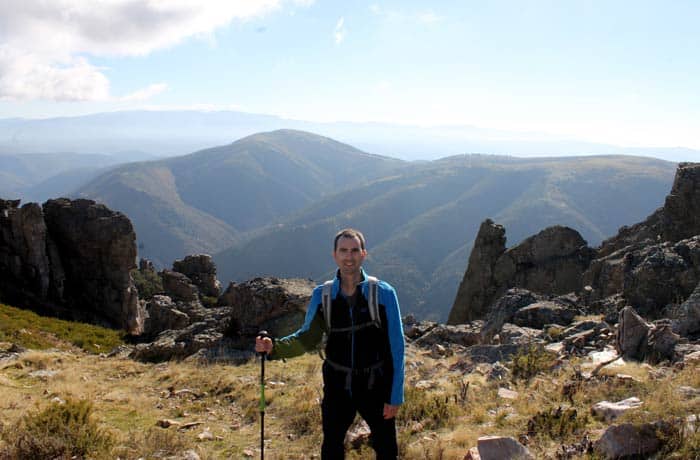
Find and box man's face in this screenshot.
[333,235,367,278]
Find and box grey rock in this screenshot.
[593,421,673,459]
[162,270,199,302]
[616,306,651,361]
[672,281,700,337]
[449,222,595,325]
[172,254,221,298]
[414,322,482,348]
[512,300,578,329]
[498,323,544,345]
[591,397,643,422]
[480,289,541,344]
[219,277,315,343]
[477,435,534,460]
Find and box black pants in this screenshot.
[321,362,398,459]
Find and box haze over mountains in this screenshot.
[1,110,698,162]
[64,129,676,321]
[0,117,683,320]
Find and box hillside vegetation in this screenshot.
[215,154,676,321]
[0,308,697,459]
[77,130,404,266]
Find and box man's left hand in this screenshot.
[383,404,399,420]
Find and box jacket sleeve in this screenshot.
[270,286,325,360]
[381,281,405,406]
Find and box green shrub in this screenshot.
[400,386,458,430]
[0,399,113,459]
[510,343,556,382]
[131,268,163,300]
[526,406,589,440]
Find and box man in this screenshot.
[256,228,405,459]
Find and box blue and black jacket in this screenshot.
[270,268,405,406]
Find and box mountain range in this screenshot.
[2,110,698,162]
[67,130,676,321]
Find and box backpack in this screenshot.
[321,275,381,332]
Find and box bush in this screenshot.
[131,268,163,300]
[0,399,113,459]
[510,343,556,382]
[400,386,458,430]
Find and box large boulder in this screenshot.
[585,236,700,317]
[43,198,143,333]
[672,281,700,337]
[449,222,595,325]
[172,254,221,298]
[0,200,53,301]
[0,198,143,334]
[219,277,315,343]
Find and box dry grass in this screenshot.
[1,334,699,458]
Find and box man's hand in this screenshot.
[383,403,399,420]
[255,335,273,354]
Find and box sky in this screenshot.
[0,0,699,158]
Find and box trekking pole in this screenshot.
[257,330,269,460]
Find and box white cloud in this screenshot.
[334,17,346,44]
[369,4,381,15]
[0,0,283,101]
[120,83,168,102]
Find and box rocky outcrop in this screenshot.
[448,219,506,324]
[0,198,143,333]
[172,254,221,298]
[219,277,315,345]
[43,198,142,333]
[449,224,595,324]
[162,270,199,302]
[451,162,700,327]
[0,200,54,302]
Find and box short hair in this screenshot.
[334,228,366,251]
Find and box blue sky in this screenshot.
[0,0,699,155]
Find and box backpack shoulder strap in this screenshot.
[321,280,334,331]
[366,275,380,327]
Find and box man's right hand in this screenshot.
[255,335,273,354]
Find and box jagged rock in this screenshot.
[414,322,482,348]
[479,289,541,344]
[450,223,594,326]
[219,277,315,342]
[477,435,534,460]
[647,322,680,362]
[172,254,221,298]
[512,300,579,329]
[593,421,674,459]
[130,320,224,362]
[498,324,544,345]
[43,198,142,333]
[616,306,651,361]
[597,162,700,258]
[591,397,643,422]
[622,237,700,317]
[0,201,53,302]
[672,281,700,337]
[162,270,199,301]
[449,219,506,324]
[142,295,190,337]
[617,306,683,363]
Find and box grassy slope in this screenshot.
[0,311,698,459]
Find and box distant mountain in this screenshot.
[3,110,698,162]
[0,151,156,202]
[77,130,405,266]
[214,154,677,321]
